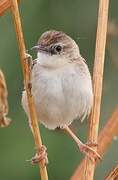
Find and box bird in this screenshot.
[22,30,100,164]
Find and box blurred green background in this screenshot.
[0,0,118,179]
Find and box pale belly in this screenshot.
[30,64,93,129]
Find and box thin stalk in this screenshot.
[83,0,109,179]
[105,165,118,180]
[10,0,48,180]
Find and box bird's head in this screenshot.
[32,30,80,68]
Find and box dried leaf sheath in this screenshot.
[0,70,11,127]
[0,0,20,16]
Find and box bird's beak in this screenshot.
[31,45,39,51]
[31,44,47,53]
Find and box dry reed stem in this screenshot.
[0,70,11,127]
[10,0,48,179]
[105,165,118,180]
[0,0,19,16]
[71,107,118,180]
[83,0,109,179]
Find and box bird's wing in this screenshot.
[72,56,93,122]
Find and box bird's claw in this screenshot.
[24,52,33,68]
[25,52,32,60]
[79,143,101,162]
[30,145,48,167]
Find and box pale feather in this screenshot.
[22,54,93,130]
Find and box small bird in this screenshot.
[22,30,100,164]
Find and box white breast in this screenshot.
[25,59,93,130]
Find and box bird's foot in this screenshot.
[63,126,101,162]
[24,52,33,70]
[79,142,101,162]
[25,52,32,60]
[27,145,48,167]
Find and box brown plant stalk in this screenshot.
[71,107,118,180]
[10,0,48,179]
[105,164,118,180]
[83,0,109,179]
[0,0,20,16]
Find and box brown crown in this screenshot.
[38,30,69,47]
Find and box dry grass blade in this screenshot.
[0,0,20,16]
[71,107,118,180]
[105,165,118,180]
[10,0,48,179]
[0,70,11,127]
[83,0,109,179]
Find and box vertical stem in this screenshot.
[10,0,48,180]
[84,0,109,179]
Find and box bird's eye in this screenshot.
[54,45,62,53]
